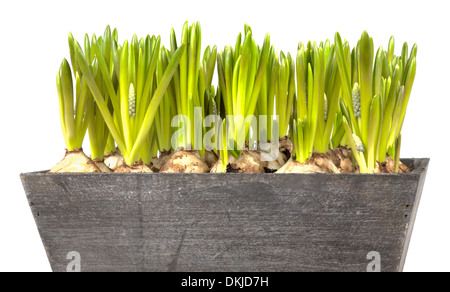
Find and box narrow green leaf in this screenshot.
[358,31,374,149]
[130,44,186,162]
[74,42,127,154]
[367,94,382,172]
[61,59,76,149]
[91,35,120,113]
[246,33,271,118]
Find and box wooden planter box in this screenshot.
[20,158,429,272]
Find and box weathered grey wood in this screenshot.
[20,158,429,272]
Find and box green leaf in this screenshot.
[119,41,132,152]
[378,66,400,162]
[68,33,78,76]
[334,32,360,137]
[373,46,384,97]
[61,59,76,149]
[74,41,127,154]
[247,33,271,119]
[102,26,112,69]
[129,44,186,162]
[56,70,69,147]
[358,31,374,150]
[91,35,120,113]
[84,34,92,65]
[138,36,161,123]
[387,36,395,63]
[180,21,189,117]
[225,47,234,115]
[397,57,416,135]
[237,31,252,119]
[367,94,382,172]
[401,42,409,72]
[296,47,308,119]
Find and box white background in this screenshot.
[0,0,448,272]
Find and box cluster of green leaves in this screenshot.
[56,25,416,173]
[56,32,101,153]
[56,57,89,152]
[256,43,278,142]
[216,25,271,166]
[275,52,295,140]
[58,26,185,166]
[82,29,117,160]
[167,21,217,156]
[290,40,341,163]
[335,31,416,173]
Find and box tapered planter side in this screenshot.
[20,158,429,272]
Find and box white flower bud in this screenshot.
[352,83,361,118]
[129,83,136,118]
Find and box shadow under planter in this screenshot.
[20,158,429,272]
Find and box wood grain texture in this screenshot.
[20,158,429,272]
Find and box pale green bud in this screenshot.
[352,83,361,118]
[129,83,136,118]
[352,134,365,152]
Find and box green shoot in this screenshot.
[169,21,204,153]
[291,42,324,163]
[335,32,417,173]
[276,51,295,139]
[217,24,271,155]
[56,34,90,152]
[74,27,186,166]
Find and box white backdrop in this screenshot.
[0,0,447,272]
